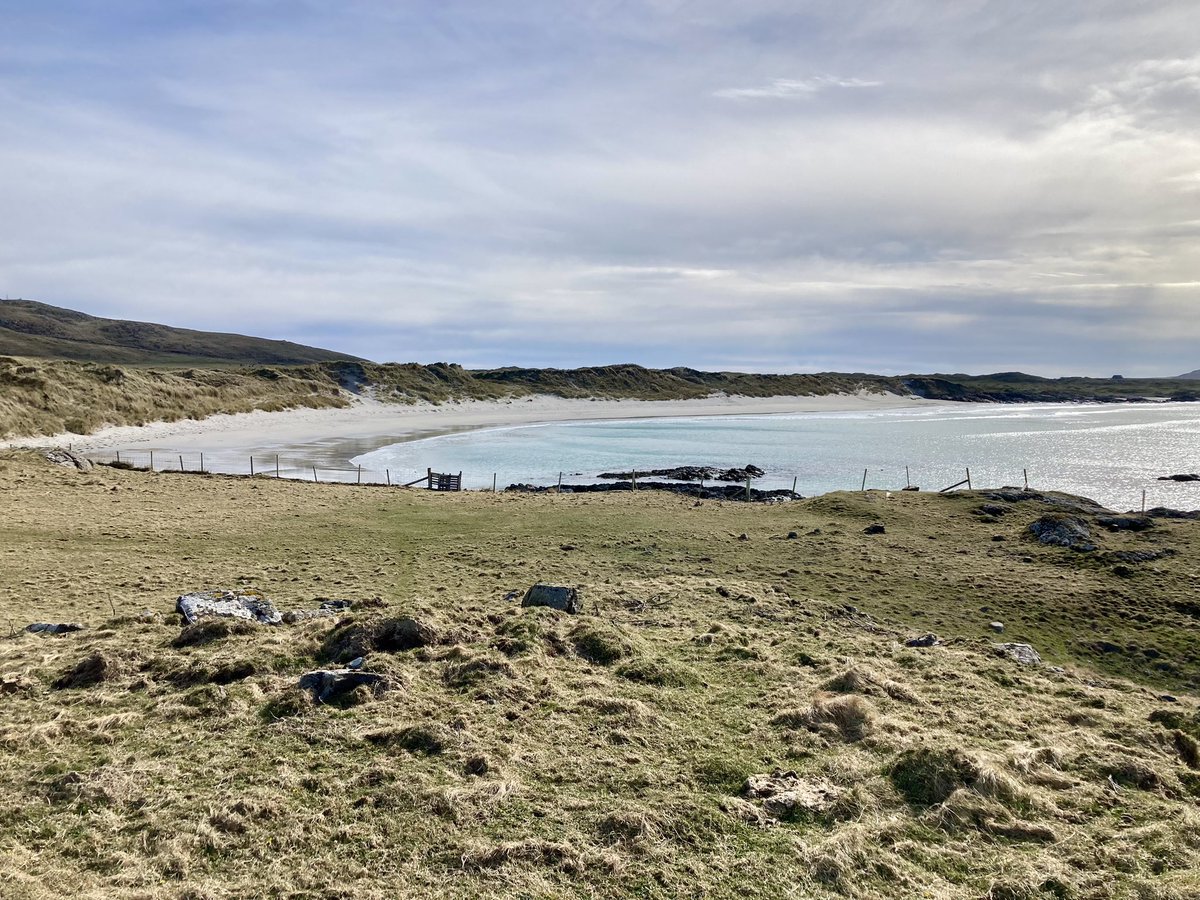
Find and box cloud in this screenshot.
[0,2,1197,376]
[713,75,882,99]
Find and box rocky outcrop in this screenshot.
[176,590,282,625]
[522,584,581,614]
[1158,474,1200,482]
[506,481,798,502]
[1027,515,1097,552]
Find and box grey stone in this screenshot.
[1027,515,1096,552]
[904,633,940,648]
[863,523,886,535]
[42,449,93,471]
[298,668,390,703]
[25,622,85,635]
[994,642,1042,665]
[521,584,581,614]
[176,590,282,626]
[990,621,1005,633]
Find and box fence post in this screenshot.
[557,471,563,494]
[632,470,637,492]
[792,476,797,496]
[116,450,121,464]
[427,467,433,489]
[149,450,154,471]
[1023,469,1029,490]
[179,455,184,472]
[276,455,280,478]
[905,465,910,488]
[386,469,391,486]
[200,452,204,474]
[312,466,318,483]
[966,467,972,490]
[1142,489,1146,513]
[745,474,751,501]
[493,473,497,493]
[357,465,362,485]
[861,468,867,491]
[250,456,255,476]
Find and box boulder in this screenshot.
[522,584,581,614]
[42,449,93,471]
[298,668,391,703]
[993,643,1041,665]
[743,771,842,820]
[904,633,940,648]
[1027,515,1096,552]
[25,622,85,635]
[176,590,282,626]
[1158,473,1200,482]
[863,523,886,535]
[989,622,1005,633]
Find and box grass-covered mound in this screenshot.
[1,450,1198,898]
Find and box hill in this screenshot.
[1,451,1198,898]
[0,299,362,366]
[1177,369,1200,380]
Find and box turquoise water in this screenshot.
[352,402,1200,511]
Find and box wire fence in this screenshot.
[75,447,1189,512]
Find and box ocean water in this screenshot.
[352,402,1200,511]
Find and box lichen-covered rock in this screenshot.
[994,642,1042,665]
[42,449,93,471]
[522,584,581,614]
[176,590,281,625]
[1027,515,1096,552]
[743,771,843,820]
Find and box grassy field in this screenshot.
[1,451,1199,899]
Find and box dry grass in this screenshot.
[0,449,1199,898]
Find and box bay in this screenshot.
[353,401,1200,511]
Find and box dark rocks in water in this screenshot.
[1158,473,1200,482]
[1097,516,1154,532]
[1027,515,1097,552]
[904,633,939,648]
[597,464,765,482]
[26,622,85,635]
[299,668,391,703]
[522,584,581,614]
[863,523,886,535]
[505,481,799,502]
[176,590,282,626]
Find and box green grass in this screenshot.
[0,451,1199,897]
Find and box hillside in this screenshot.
[1177,369,1200,380]
[1,451,1198,898]
[0,299,362,366]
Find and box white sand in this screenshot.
[6,391,943,474]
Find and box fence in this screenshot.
[79,448,1180,511]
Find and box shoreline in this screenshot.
[4,391,941,470]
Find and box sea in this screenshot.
[352,401,1200,512]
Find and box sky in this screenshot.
[1,1,1198,376]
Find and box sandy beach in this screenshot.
[6,391,939,472]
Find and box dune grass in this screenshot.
[1,451,1199,898]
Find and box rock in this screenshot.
[904,633,939,648]
[521,584,581,614]
[1112,564,1133,578]
[347,656,365,670]
[1,673,35,695]
[991,534,1006,542]
[1097,516,1154,532]
[738,533,750,541]
[787,531,799,539]
[863,523,886,535]
[597,464,765,483]
[743,770,842,820]
[42,449,93,471]
[25,622,85,635]
[1027,515,1096,552]
[1158,473,1200,482]
[901,485,920,491]
[281,600,350,623]
[989,622,1005,633]
[1144,507,1200,520]
[993,642,1041,665]
[298,668,391,703]
[176,590,282,626]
